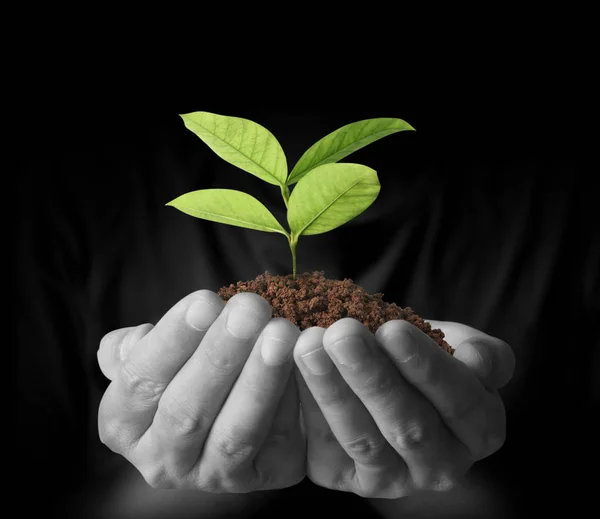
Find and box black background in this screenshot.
[12,43,598,519]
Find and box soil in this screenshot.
[218,271,454,355]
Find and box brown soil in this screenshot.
[218,271,454,355]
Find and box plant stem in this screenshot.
[289,234,298,280]
[280,184,290,209]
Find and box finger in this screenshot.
[426,320,516,390]
[97,324,154,380]
[98,290,224,454]
[376,320,505,460]
[453,338,515,390]
[323,318,470,492]
[293,328,354,491]
[136,292,272,485]
[294,326,408,497]
[199,317,300,490]
[252,369,306,489]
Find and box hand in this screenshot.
[293,318,515,499]
[97,291,305,492]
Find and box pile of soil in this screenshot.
[218,271,454,355]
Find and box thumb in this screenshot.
[97,324,154,380]
[453,336,516,390]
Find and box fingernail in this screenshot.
[300,347,332,375]
[328,335,369,369]
[186,299,220,331]
[260,335,293,366]
[226,303,262,339]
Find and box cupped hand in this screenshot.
[293,318,515,498]
[97,291,305,493]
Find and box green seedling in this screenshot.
[167,111,414,279]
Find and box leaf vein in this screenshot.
[297,177,365,236]
[178,207,284,233]
[185,117,281,185]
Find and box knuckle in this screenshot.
[212,426,256,462]
[195,473,222,493]
[389,420,430,452]
[203,346,243,375]
[340,434,387,463]
[354,477,408,499]
[119,360,166,402]
[352,464,414,499]
[426,471,461,492]
[196,469,259,493]
[156,395,207,438]
[411,354,434,383]
[307,463,352,494]
[388,477,415,498]
[139,463,173,489]
[360,373,395,400]
[239,375,270,398]
[317,383,349,407]
[193,469,236,493]
[247,466,270,491]
[418,471,456,492]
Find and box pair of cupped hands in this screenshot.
[98,290,515,499]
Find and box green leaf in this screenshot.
[180,111,288,186]
[167,189,289,236]
[287,163,380,236]
[287,118,414,185]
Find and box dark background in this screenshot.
[12,57,598,519]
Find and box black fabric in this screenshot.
[14,106,597,518]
